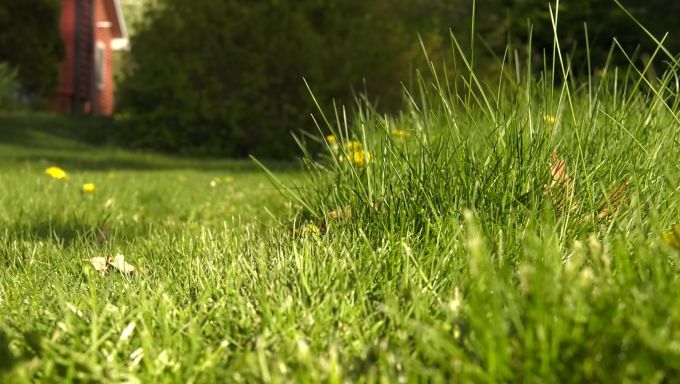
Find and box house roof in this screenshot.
[104,0,129,49]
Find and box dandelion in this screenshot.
[662,224,680,248]
[326,135,340,153]
[45,166,68,180]
[391,129,408,138]
[345,140,363,151]
[347,150,371,166]
[544,115,557,125]
[82,183,95,193]
[210,179,218,188]
[302,223,321,236]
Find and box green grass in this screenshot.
[3,29,680,382]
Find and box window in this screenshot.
[95,42,105,90]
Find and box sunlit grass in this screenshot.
[3,17,680,383]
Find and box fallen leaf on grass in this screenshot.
[543,151,577,213]
[97,224,110,245]
[328,206,352,220]
[88,254,136,276]
[543,151,630,223]
[109,254,136,274]
[597,180,628,220]
[89,257,109,274]
[544,151,569,191]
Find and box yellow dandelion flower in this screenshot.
[391,129,408,138]
[345,140,363,151]
[662,224,680,248]
[326,135,337,144]
[82,183,95,193]
[303,223,321,236]
[45,166,68,180]
[544,115,557,125]
[347,150,371,166]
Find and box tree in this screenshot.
[501,0,680,76]
[0,0,64,105]
[118,0,453,157]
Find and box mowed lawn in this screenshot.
[0,114,308,382]
[2,62,680,383]
[0,114,300,229]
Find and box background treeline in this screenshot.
[116,0,461,156]
[2,1,679,157]
[118,0,680,157]
[0,0,63,108]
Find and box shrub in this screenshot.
[117,0,450,158]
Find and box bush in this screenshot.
[118,0,680,158]
[117,0,450,158]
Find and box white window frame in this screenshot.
[95,42,106,90]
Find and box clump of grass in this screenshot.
[260,7,680,381]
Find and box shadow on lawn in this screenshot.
[0,113,300,172]
[7,219,149,247]
[5,151,298,172]
[0,112,119,148]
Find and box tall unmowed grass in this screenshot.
[258,15,680,382]
[3,9,680,384]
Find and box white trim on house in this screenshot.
[111,0,129,51]
[95,41,106,90]
[113,0,128,39]
[111,38,129,50]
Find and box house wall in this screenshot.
[55,0,93,113]
[55,0,118,116]
[54,0,76,112]
[93,0,116,116]
[78,0,94,112]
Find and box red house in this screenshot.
[54,0,127,116]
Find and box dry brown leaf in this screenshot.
[597,180,628,220]
[109,254,136,275]
[545,151,568,192]
[89,257,109,274]
[97,224,110,245]
[328,206,352,220]
[88,254,136,276]
[543,151,577,213]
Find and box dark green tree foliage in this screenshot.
[0,0,64,104]
[502,0,680,75]
[119,0,680,157]
[120,1,315,156]
[118,0,446,157]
